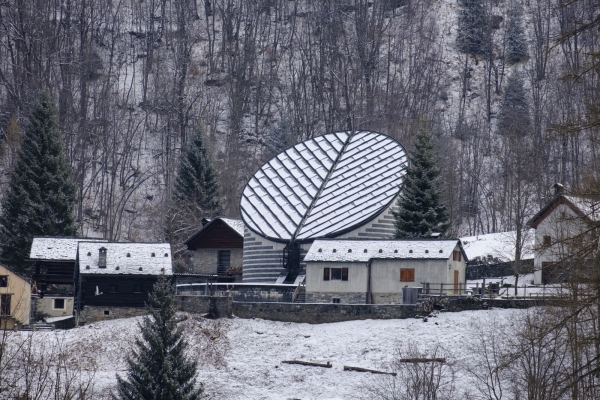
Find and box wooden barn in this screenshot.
[74,242,173,323]
[185,217,244,281]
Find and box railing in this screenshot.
[292,281,305,303]
[419,281,573,300]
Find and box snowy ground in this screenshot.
[11,308,526,399]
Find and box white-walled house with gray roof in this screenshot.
[303,239,467,304]
[74,241,172,324]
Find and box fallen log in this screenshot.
[397,358,446,363]
[343,366,397,376]
[282,360,332,368]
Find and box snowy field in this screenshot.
[9,308,527,399]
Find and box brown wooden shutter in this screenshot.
[341,268,348,281]
[400,268,415,282]
[458,251,462,262]
[323,268,330,281]
[407,268,415,281]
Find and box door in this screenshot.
[217,250,231,274]
[454,270,459,294]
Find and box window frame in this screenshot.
[0,294,10,316]
[53,298,65,310]
[400,268,415,282]
[0,276,7,288]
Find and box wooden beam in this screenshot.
[343,366,397,376]
[282,360,332,368]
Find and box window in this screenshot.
[326,268,349,281]
[452,250,462,261]
[53,299,65,309]
[332,298,341,304]
[0,294,10,316]
[400,268,415,282]
[104,310,110,315]
[109,285,117,293]
[0,276,7,287]
[543,235,551,246]
[134,285,142,293]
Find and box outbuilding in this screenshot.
[303,239,467,304]
[74,242,172,324]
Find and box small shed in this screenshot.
[74,242,173,322]
[303,239,467,304]
[0,265,31,329]
[185,217,244,281]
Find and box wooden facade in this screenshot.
[77,274,162,308]
[186,219,243,250]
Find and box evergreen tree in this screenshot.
[172,126,221,215]
[113,275,202,400]
[505,3,528,63]
[0,90,77,274]
[393,124,449,238]
[497,71,531,136]
[457,0,488,56]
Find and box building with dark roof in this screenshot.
[185,217,244,281]
[240,130,408,284]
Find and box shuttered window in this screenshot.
[323,268,330,281]
[453,250,462,261]
[400,268,415,282]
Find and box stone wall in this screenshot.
[78,305,148,325]
[178,295,232,318]
[190,248,243,274]
[305,291,368,304]
[232,302,417,323]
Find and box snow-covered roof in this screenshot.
[220,218,245,236]
[304,240,461,262]
[78,242,172,275]
[564,196,600,221]
[30,237,108,261]
[460,230,534,262]
[240,131,408,242]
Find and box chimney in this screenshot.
[99,247,107,268]
[553,183,564,196]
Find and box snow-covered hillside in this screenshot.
[9,309,525,399]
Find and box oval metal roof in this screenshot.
[240,131,408,242]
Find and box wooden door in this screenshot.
[454,270,459,294]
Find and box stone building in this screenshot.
[303,239,467,304]
[240,131,408,283]
[185,217,244,282]
[528,184,599,284]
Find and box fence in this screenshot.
[420,281,573,300]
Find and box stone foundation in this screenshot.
[78,305,148,325]
[305,291,367,304]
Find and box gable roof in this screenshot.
[185,217,244,249]
[0,264,31,284]
[528,194,600,228]
[78,242,173,275]
[30,237,109,261]
[304,239,464,262]
[460,230,535,262]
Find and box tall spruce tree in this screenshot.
[393,124,449,238]
[0,90,77,274]
[457,0,488,56]
[172,126,221,213]
[114,275,202,400]
[497,71,531,136]
[505,3,528,63]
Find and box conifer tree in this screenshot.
[0,90,77,274]
[457,0,488,56]
[393,123,449,238]
[505,3,528,63]
[497,71,531,136]
[172,126,221,213]
[113,275,202,400]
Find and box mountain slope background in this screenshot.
[0,0,597,243]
